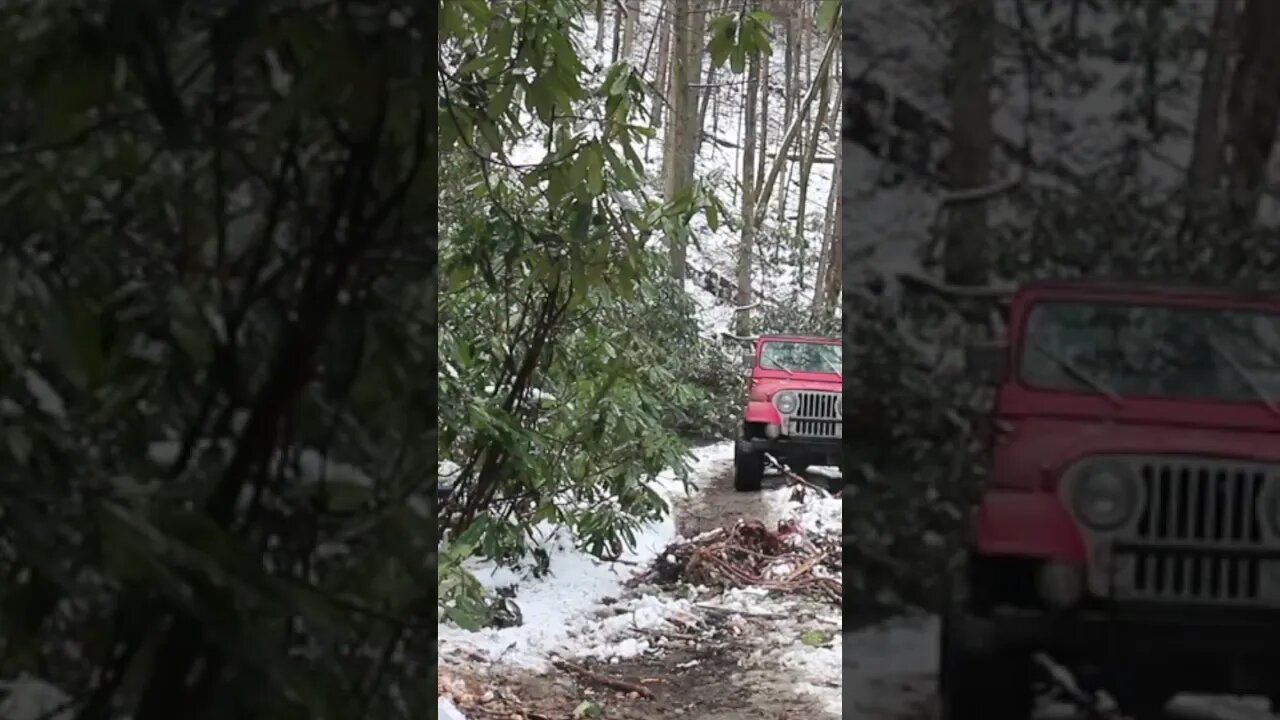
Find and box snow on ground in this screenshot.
[436,696,468,720]
[841,615,938,720]
[438,443,846,715]
[437,443,733,670]
[0,675,72,720]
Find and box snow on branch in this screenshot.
[894,270,1015,301]
[939,172,1022,206]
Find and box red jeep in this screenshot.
[942,280,1280,720]
[733,334,842,492]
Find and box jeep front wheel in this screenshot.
[733,444,764,492]
[938,612,1033,720]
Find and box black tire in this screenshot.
[938,611,1033,720]
[733,443,764,492]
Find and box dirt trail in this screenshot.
[447,465,841,720]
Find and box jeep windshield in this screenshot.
[1019,300,1280,404]
[759,341,841,374]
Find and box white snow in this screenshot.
[437,443,733,669]
[22,370,65,420]
[0,675,72,720]
[841,615,938,720]
[437,696,469,720]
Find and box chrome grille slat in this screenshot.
[1100,455,1279,607]
[782,390,841,439]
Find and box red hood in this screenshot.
[995,415,1280,489]
[750,372,841,400]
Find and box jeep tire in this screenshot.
[733,443,764,492]
[938,610,1033,720]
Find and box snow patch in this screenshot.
[0,676,72,720]
[437,443,735,670]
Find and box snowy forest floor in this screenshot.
[437,444,850,719]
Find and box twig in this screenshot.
[763,454,832,494]
[551,659,655,699]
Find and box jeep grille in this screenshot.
[1092,455,1280,607]
[782,391,841,439]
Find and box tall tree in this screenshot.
[942,0,995,287]
[1186,0,1238,213]
[796,45,833,243]
[621,0,641,59]
[663,0,708,279]
[651,2,674,128]
[735,51,763,333]
[1224,0,1280,226]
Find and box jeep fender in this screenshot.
[743,401,783,426]
[971,490,1087,563]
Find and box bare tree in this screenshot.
[796,42,834,244]
[752,23,838,230]
[596,0,606,52]
[621,0,641,60]
[1224,0,1280,226]
[814,77,839,311]
[941,0,994,287]
[651,1,673,128]
[735,51,763,333]
[1186,0,1238,212]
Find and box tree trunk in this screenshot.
[795,40,832,243]
[1224,0,1280,227]
[621,0,641,60]
[752,26,839,230]
[814,88,840,310]
[756,61,770,196]
[595,0,606,52]
[679,0,708,188]
[736,53,762,334]
[819,155,841,311]
[1140,0,1164,138]
[1186,0,1238,212]
[663,0,706,280]
[696,64,716,159]
[778,13,796,223]
[651,2,673,129]
[612,4,623,63]
[941,0,994,287]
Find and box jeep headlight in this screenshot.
[1071,463,1138,530]
[774,391,798,414]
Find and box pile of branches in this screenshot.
[637,519,842,604]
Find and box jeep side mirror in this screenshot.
[965,342,1006,383]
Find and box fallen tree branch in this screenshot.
[552,658,655,699]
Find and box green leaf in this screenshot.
[816,0,840,31]
[488,80,517,118]
[800,628,834,646]
[43,292,103,391]
[585,146,604,195]
[570,201,592,242]
[6,428,32,465]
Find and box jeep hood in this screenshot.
[995,415,1280,488]
[751,374,841,399]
